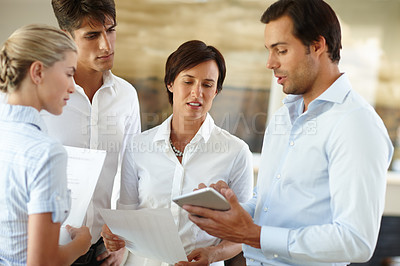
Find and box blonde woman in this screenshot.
[0,24,91,266]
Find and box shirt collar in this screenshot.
[102,70,115,90]
[73,70,116,97]
[315,73,351,104]
[283,73,351,112]
[194,113,214,143]
[0,104,47,132]
[153,113,215,145]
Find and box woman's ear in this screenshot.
[167,84,173,92]
[29,61,44,85]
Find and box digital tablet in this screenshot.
[172,187,230,211]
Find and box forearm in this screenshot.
[206,240,242,263]
[57,235,91,265]
[27,235,89,266]
[206,224,260,262]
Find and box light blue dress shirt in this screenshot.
[242,74,393,265]
[0,104,70,266]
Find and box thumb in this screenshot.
[66,225,78,239]
[186,249,199,262]
[65,224,72,233]
[221,188,240,207]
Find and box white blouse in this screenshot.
[119,114,253,265]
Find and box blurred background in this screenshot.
[2,0,400,264]
[2,0,400,159]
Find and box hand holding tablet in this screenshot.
[172,187,230,211]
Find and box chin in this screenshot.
[50,108,63,116]
[98,62,113,72]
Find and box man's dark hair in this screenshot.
[261,0,342,63]
[51,0,116,36]
[164,40,226,105]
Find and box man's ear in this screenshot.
[29,61,44,85]
[312,35,327,56]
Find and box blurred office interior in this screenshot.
[1,0,400,264]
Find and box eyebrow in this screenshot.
[265,42,288,50]
[106,24,117,30]
[84,23,116,35]
[182,74,215,82]
[84,30,100,36]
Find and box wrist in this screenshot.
[243,224,261,249]
[206,246,218,263]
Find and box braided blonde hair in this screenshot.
[0,24,77,93]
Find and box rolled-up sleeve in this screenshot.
[28,143,70,224]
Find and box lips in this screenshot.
[187,102,202,107]
[98,53,114,60]
[275,74,287,85]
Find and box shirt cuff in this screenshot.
[260,226,290,259]
[27,190,71,224]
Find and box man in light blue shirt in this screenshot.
[182,0,394,265]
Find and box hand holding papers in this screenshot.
[99,208,187,264]
[59,146,106,245]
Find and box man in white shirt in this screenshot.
[42,0,141,265]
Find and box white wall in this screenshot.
[0,0,57,43]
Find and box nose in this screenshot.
[68,82,75,94]
[99,31,111,52]
[266,53,279,70]
[191,82,202,98]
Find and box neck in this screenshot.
[7,78,41,111]
[170,113,205,151]
[303,63,341,112]
[74,66,104,103]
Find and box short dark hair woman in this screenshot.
[102,40,254,266]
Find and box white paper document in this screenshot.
[99,208,187,264]
[59,146,106,245]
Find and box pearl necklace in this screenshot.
[170,139,183,157]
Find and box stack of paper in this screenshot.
[59,146,106,245]
[99,208,187,264]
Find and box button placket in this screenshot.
[170,164,185,228]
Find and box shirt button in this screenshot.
[264,207,268,212]
[250,259,254,262]
[56,196,61,200]
[277,174,281,179]
[274,254,279,258]
[289,141,294,146]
